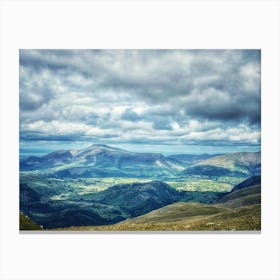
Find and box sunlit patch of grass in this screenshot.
[167,180,232,192]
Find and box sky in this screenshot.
[19,49,261,156]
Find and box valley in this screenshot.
[19,144,261,231]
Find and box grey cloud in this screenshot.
[19,49,261,147]
[152,119,172,131]
[20,88,52,111]
[121,108,141,122]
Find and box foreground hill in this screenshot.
[89,181,181,217]
[59,204,260,231]
[231,175,261,192]
[52,176,261,231]
[217,174,261,208]
[20,179,185,229]
[115,203,260,231]
[180,152,261,178]
[20,144,184,178]
[20,213,42,230]
[218,185,261,208]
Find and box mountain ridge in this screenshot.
[180,151,260,178]
[20,144,260,180]
[20,144,184,177]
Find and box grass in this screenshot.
[218,184,261,208]
[219,185,260,202]
[20,172,261,231]
[167,176,246,193]
[168,180,233,192]
[54,203,260,231]
[20,212,43,230]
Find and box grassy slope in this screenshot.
[218,184,261,208]
[55,202,260,231]
[21,172,261,231]
[51,181,261,231]
[192,152,260,170]
[20,213,42,230]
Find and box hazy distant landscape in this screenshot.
[19,49,261,231]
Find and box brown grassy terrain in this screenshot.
[54,202,260,231]
[20,212,42,230]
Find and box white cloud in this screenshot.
[19,49,261,148]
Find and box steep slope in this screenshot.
[232,175,261,192]
[180,152,260,177]
[20,144,184,178]
[216,175,261,208]
[20,213,43,230]
[218,185,261,208]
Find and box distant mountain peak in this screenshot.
[84,144,126,152]
[88,144,110,148]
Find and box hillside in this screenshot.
[216,175,261,208]
[54,176,261,231]
[20,180,184,229]
[58,204,260,231]
[20,213,42,230]
[20,175,127,228]
[89,181,181,217]
[180,152,260,178]
[20,144,184,178]
[166,154,220,168]
[231,175,261,192]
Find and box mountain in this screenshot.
[166,154,221,168]
[180,152,261,178]
[20,144,184,178]
[90,181,181,217]
[20,174,127,228]
[231,175,261,192]
[22,145,260,180]
[20,178,183,229]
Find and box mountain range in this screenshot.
[19,144,261,230]
[21,144,183,178]
[20,144,260,179]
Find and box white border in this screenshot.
[1,1,280,280]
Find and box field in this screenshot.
[21,172,244,202]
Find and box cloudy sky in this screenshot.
[20,49,261,156]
